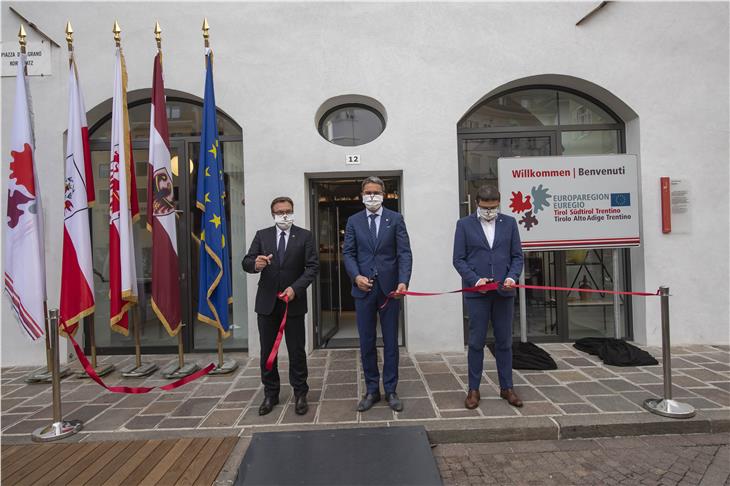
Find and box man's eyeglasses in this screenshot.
[273,210,293,216]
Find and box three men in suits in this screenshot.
[453,185,524,410]
[343,176,413,412]
[243,197,319,416]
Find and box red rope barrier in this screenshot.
[63,323,215,394]
[382,282,660,309]
[265,293,289,372]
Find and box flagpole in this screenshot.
[201,18,237,375]
[109,20,156,379]
[61,21,113,380]
[20,24,70,384]
[148,21,199,379]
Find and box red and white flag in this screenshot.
[59,53,95,336]
[4,53,46,341]
[109,46,140,335]
[146,51,181,336]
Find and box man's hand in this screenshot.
[355,275,373,292]
[475,278,494,294]
[255,254,273,272]
[394,283,408,299]
[502,278,516,289]
[279,287,295,302]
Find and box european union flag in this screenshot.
[610,193,631,207]
[196,50,232,336]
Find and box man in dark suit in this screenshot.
[243,196,319,416]
[453,185,524,410]
[343,176,412,412]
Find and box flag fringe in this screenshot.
[59,305,95,337]
[151,298,181,337]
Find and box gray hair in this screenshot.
[476,185,500,202]
[361,176,385,192]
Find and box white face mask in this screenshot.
[363,194,383,212]
[478,207,499,221]
[274,213,294,230]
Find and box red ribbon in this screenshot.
[265,293,289,371]
[62,323,215,394]
[382,282,660,309]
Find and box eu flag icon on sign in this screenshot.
[196,49,232,337]
[610,193,631,207]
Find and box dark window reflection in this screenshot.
[319,105,385,146]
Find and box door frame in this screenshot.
[457,131,569,343]
[307,172,405,349]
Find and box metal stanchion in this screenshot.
[643,286,696,419]
[518,269,527,343]
[208,328,238,375]
[31,309,83,442]
[25,303,72,383]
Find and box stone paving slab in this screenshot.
[1,344,729,446]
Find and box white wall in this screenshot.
[2,2,728,366]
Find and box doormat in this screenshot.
[235,425,442,486]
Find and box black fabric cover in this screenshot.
[574,337,659,366]
[487,341,558,370]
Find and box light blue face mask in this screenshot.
[478,207,499,221]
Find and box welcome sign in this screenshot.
[497,154,640,250]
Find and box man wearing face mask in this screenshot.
[243,197,319,416]
[343,176,413,412]
[453,185,524,410]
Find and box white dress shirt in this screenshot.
[275,226,291,251]
[480,217,496,248]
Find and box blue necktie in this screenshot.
[369,214,378,243]
[278,231,286,264]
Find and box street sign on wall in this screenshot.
[498,154,640,250]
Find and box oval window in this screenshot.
[318,104,385,146]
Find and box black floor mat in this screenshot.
[236,425,443,486]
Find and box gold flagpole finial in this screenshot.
[65,21,74,52]
[202,18,210,48]
[154,21,162,50]
[18,24,27,53]
[113,20,121,47]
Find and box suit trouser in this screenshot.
[465,293,514,391]
[354,279,401,395]
[258,300,309,399]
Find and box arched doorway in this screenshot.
[457,86,632,342]
[85,96,247,354]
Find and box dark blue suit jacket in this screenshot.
[343,208,413,298]
[452,213,524,298]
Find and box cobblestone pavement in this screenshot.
[433,433,730,486]
[2,344,728,443]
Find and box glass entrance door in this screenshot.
[310,177,404,348]
[86,138,248,354]
[88,140,187,353]
[459,134,563,341]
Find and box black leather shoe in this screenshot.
[357,392,381,412]
[258,396,279,416]
[294,394,309,415]
[386,392,403,412]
